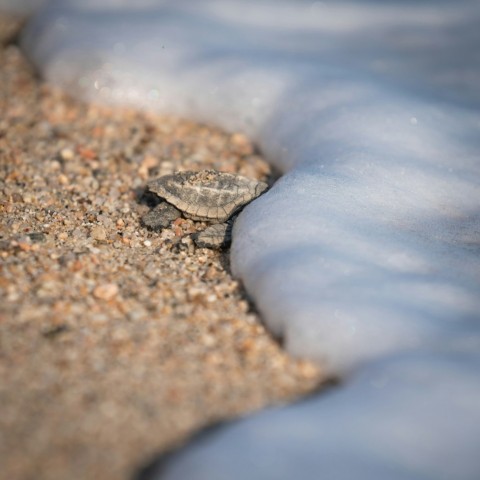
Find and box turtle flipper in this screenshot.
[141,201,182,231]
[192,220,233,249]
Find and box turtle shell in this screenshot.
[147,170,268,222]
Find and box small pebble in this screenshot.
[58,174,69,185]
[93,283,119,300]
[60,148,74,161]
[27,232,46,243]
[91,225,107,241]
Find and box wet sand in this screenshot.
[0,16,326,480]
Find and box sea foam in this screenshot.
[2,0,480,478]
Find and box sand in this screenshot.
[0,15,326,480]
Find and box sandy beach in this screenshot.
[0,15,326,480]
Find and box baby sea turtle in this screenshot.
[142,170,269,248]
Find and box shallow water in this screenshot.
[3,1,480,478]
